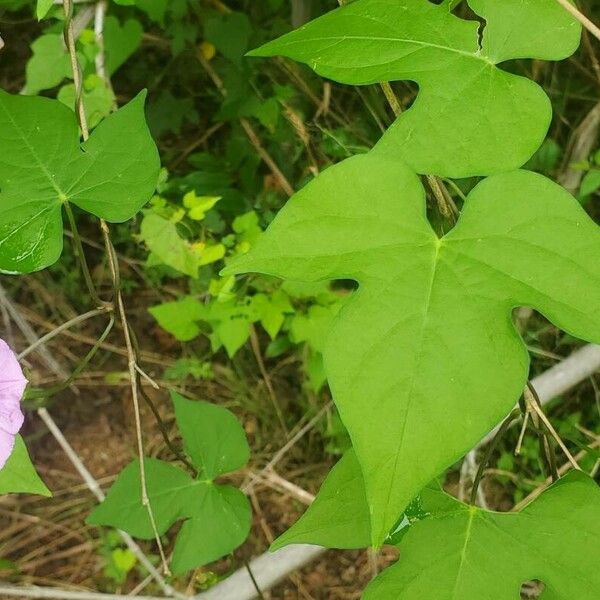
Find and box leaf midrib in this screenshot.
[265,35,493,67]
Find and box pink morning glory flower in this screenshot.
[0,339,27,470]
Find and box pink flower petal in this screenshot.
[0,339,27,470]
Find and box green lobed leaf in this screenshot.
[248,0,581,177]
[104,16,143,75]
[0,436,51,496]
[271,449,371,551]
[24,34,72,95]
[87,394,251,574]
[0,90,160,273]
[223,153,600,545]
[364,472,600,599]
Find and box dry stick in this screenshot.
[525,385,581,471]
[554,0,600,42]
[558,101,600,194]
[37,410,183,600]
[513,436,600,512]
[61,0,169,575]
[242,401,332,493]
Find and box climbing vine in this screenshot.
[1,0,600,598]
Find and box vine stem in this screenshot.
[469,408,521,505]
[17,306,110,359]
[63,202,104,307]
[61,0,170,575]
[554,0,600,42]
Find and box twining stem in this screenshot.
[62,0,88,140]
[18,306,110,360]
[62,0,170,575]
[138,377,198,477]
[63,203,104,307]
[244,559,266,600]
[26,314,115,401]
[470,408,521,505]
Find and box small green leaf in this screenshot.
[87,458,195,537]
[172,391,249,480]
[271,449,370,551]
[0,91,160,273]
[183,192,221,221]
[249,0,581,177]
[0,436,51,496]
[205,12,252,66]
[88,395,251,575]
[24,34,72,95]
[224,153,600,545]
[104,16,143,75]
[364,472,600,599]
[579,169,600,199]
[140,213,201,278]
[148,297,207,341]
[111,548,137,574]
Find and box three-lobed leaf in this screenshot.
[249,0,580,177]
[364,472,600,599]
[87,392,251,574]
[0,90,160,274]
[224,153,600,545]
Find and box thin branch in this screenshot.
[242,401,331,493]
[244,560,266,600]
[62,203,103,307]
[554,0,600,42]
[470,408,521,505]
[18,306,110,360]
